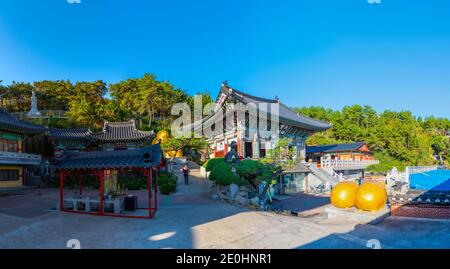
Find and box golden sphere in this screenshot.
[355,182,387,212]
[330,181,359,209]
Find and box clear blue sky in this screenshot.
[0,0,449,118]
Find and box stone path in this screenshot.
[0,162,449,248]
[171,161,210,196]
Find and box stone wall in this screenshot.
[209,182,260,207]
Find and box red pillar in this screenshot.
[99,170,104,215]
[147,168,152,217]
[154,169,158,211]
[59,170,64,211]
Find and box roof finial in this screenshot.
[222,80,228,87]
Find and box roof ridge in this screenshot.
[277,101,333,126]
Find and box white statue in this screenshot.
[27,90,41,118]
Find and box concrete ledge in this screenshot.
[325,205,390,224]
[0,186,38,196]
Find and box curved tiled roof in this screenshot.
[0,109,47,135]
[306,142,367,154]
[219,83,332,131]
[53,144,163,170]
[92,120,154,143]
[48,128,93,142]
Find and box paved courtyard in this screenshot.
[0,167,449,249]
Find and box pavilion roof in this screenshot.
[218,83,332,131]
[306,142,367,154]
[53,144,162,170]
[0,109,47,135]
[92,120,154,143]
[48,128,93,142]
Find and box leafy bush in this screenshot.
[160,183,177,194]
[158,172,178,186]
[237,160,265,178]
[209,163,247,186]
[203,157,224,172]
[118,175,146,190]
[237,159,276,183]
[367,152,407,173]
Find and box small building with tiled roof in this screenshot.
[48,128,93,158]
[92,120,154,151]
[54,144,162,171]
[0,109,46,188]
[53,144,163,219]
[306,142,374,163]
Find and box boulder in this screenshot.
[250,197,260,206]
[238,191,248,198]
[235,196,249,206]
[211,194,220,201]
[229,184,239,200]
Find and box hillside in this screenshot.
[295,105,449,172]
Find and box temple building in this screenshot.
[196,82,332,160]
[306,142,376,163]
[0,109,46,188]
[92,120,154,151]
[48,120,154,155]
[48,128,93,158]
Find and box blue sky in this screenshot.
[0,0,449,118]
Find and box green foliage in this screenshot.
[203,157,225,172]
[162,134,209,159]
[367,152,407,173]
[296,105,450,168]
[236,159,275,183]
[158,172,178,186]
[118,175,145,190]
[159,183,177,195]
[209,163,247,186]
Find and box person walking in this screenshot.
[180,164,190,185]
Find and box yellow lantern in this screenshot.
[330,181,359,209]
[355,182,387,212]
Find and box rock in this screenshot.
[235,196,249,206]
[238,191,248,198]
[229,184,239,200]
[250,197,260,206]
[211,194,220,201]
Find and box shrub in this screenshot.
[237,159,275,183]
[160,183,177,194]
[237,159,265,178]
[203,157,224,172]
[158,172,178,186]
[118,175,145,190]
[209,163,247,186]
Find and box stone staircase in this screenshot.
[309,164,341,186]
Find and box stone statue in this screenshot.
[224,141,240,164]
[27,90,41,118]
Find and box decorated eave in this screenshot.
[92,120,154,143]
[48,128,93,143]
[0,109,47,135]
[217,82,332,132]
[52,144,163,171]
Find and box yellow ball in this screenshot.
[355,182,387,212]
[330,182,359,209]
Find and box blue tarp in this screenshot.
[410,170,450,191]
